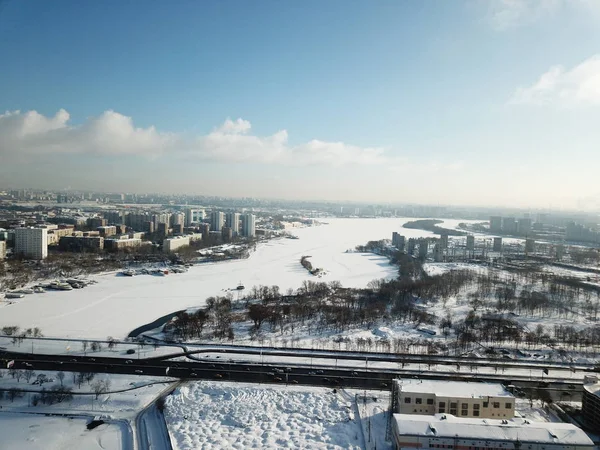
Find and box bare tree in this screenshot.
[82,341,88,354]
[56,371,65,386]
[23,369,35,383]
[91,379,111,399]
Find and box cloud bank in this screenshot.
[510,54,600,106]
[0,109,388,167]
[485,0,600,30]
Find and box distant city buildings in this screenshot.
[566,221,600,244]
[392,232,406,251]
[59,236,104,252]
[493,237,502,252]
[241,213,256,237]
[14,227,48,260]
[225,212,240,235]
[489,216,502,233]
[211,211,225,232]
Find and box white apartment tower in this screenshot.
[211,211,225,232]
[225,212,240,235]
[241,214,256,237]
[14,227,48,260]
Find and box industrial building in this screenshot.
[14,227,48,260]
[392,414,594,450]
[395,379,515,419]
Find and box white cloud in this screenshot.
[510,54,600,106]
[484,0,599,30]
[0,109,394,167]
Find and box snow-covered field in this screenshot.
[165,381,364,450]
[0,413,123,450]
[0,218,435,339]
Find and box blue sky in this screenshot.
[1,1,600,209]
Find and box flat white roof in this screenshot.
[393,414,593,446]
[396,379,513,399]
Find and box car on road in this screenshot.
[316,370,324,374]
[190,372,198,377]
[351,371,358,376]
[274,368,284,374]
[214,373,223,379]
[290,380,298,384]
[308,371,316,375]
[322,377,330,383]
[273,377,283,382]
[267,372,275,376]
[126,349,136,355]
[135,370,143,374]
[125,360,133,364]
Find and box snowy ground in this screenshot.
[0,368,177,450]
[0,413,124,450]
[165,381,364,450]
[0,218,433,339]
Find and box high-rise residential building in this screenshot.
[211,211,225,232]
[241,213,256,237]
[87,217,107,229]
[525,238,535,254]
[225,212,240,235]
[199,223,210,240]
[153,213,171,230]
[184,208,205,226]
[0,240,6,259]
[493,237,502,252]
[502,217,517,234]
[418,239,428,259]
[489,216,502,233]
[392,232,406,251]
[439,233,449,249]
[170,213,185,228]
[222,226,233,242]
[14,227,48,259]
[466,235,475,251]
[517,218,532,236]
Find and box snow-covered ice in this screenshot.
[165,381,364,450]
[0,218,433,339]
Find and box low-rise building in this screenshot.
[163,235,190,253]
[396,379,515,419]
[104,238,142,251]
[392,413,594,450]
[59,236,104,252]
[97,225,117,237]
[583,377,600,432]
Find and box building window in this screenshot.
[439,408,445,413]
[450,402,457,409]
[404,397,411,404]
[450,408,457,415]
[483,402,489,407]
[427,398,434,405]
[461,403,468,410]
[505,403,512,409]
[473,410,480,417]
[493,402,500,409]
[439,402,446,408]
[461,409,468,416]
[416,398,422,404]
[473,404,480,410]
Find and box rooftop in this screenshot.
[584,382,600,397]
[393,414,593,446]
[396,379,513,399]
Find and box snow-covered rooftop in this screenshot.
[393,414,594,446]
[396,379,513,399]
[584,382,600,397]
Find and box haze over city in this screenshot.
[1,1,599,210]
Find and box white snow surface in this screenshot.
[0,413,122,450]
[0,218,434,339]
[165,381,363,450]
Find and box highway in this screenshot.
[0,348,585,402]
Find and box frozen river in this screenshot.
[0,218,470,339]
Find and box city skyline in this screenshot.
[1,1,600,210]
